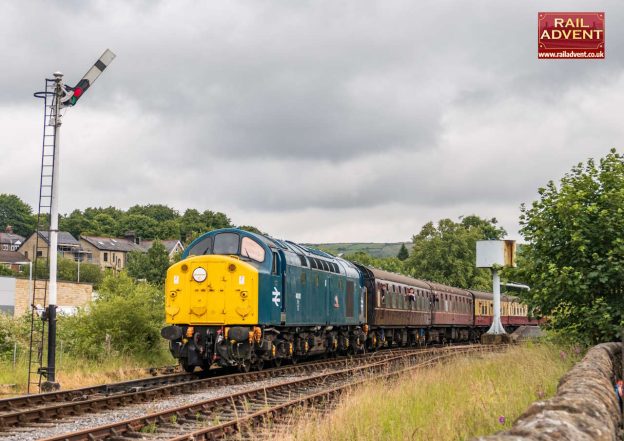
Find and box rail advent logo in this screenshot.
[538,12,604,59]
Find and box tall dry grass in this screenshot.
[0,353,175,396]
[280,343,577,441]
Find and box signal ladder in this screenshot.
[27,78,61,393]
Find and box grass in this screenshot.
[0,352,175,395]
[279,343,578,441]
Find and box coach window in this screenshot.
[213,232,239,255]
[241,237,265,262]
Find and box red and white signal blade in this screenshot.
[80,49,116,88]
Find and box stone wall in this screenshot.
[474,342,622,441]
[13,278,93,316]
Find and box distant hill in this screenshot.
[304,242,411,259]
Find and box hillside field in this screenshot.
[305,242,410,258]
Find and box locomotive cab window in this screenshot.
[241,237,265,262]
[213,232,240,255]
[187,236,213,256]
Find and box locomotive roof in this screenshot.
[366,267,433,290]
[187,228,360,277]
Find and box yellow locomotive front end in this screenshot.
[161,254,260,371]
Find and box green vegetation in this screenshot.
[59,273,168,360]
[0,272,172,393]
[282,344,577,441]
[397,243,409,261]
[60,205,233,243]
[0,194,36,237]
[20,257,103,285]
[127,240,170,285]
[343,251,406,274]
[0,197,249,244]
[519,149,624,344]
[407,215,506,291]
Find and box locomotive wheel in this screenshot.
[238,360,251,373]
[253,359,264,371]
[273,358,282,368]
[180,359,195,373]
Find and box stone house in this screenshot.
[80,235,145,271]
[80,235,185,271]
[18,231,90,262]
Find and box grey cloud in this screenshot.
[0,0,622,243]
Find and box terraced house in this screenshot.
[18,231,87,262]
[79,234,184,271]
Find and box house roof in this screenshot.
[0,232,25,245]
[81,235,146,252]
[0,250,29,264]
[141,239,183,254]
[37,231,80,247]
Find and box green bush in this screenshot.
[19,257,103,286]
[0,313,30,361]
[60,272,166,361]
[0,265,14,276]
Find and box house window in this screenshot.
[37,250,43,257]
[1,245,7,251]
[104,252,108,262]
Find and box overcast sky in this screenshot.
[0,1,621,243]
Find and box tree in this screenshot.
[126,241,171,285]
[406,215,506,290]
[397,243,409,261]
[344,251,407,274]
[519,149,624,344]
[0,194,36,237]
[238,225,263,235]
[126,204,179,223]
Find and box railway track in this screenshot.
[0,346,428,436]
[5,344,504,441]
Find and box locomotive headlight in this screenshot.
[192,267,207,282]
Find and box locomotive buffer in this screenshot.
[29,50,115,393]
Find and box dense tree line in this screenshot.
[0,198,237,244]
[59,205,233,243]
